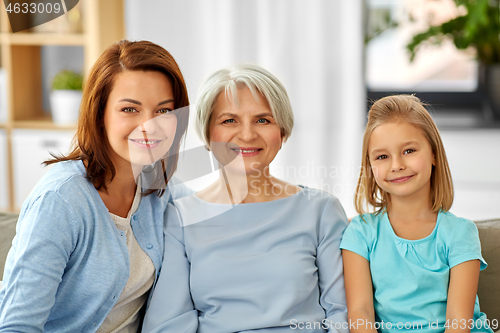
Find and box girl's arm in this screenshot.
[445,259,480,333]
[342,249,378,333]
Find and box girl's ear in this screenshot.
[432,154,436,166]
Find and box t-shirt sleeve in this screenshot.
[447,217,487,270]
[340,214,375,261]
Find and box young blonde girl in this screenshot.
[340,95,494,333]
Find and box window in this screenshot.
[365,0,482,111]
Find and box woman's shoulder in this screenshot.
[22,160,98,213]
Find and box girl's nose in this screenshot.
[391,156,405,172]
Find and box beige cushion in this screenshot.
[0,212,17,279]
[476,219,500,324]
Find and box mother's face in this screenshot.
[208,86,282,175]
[103,70,177,171]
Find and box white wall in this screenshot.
[124,1,500,221]
[125,0,366,216]
[440,129,500,220]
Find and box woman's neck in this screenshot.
[197,168,300,204]
[97,162,138,218]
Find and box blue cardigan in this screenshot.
[0,160,192,332]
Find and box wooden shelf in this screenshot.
[0,0,124,211]
[13,118,76,131]
[0,32,86,46]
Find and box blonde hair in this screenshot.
[195,64,294,145]
[355,94,453,215]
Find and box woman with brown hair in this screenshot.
[0,40,191,332]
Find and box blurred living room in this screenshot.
[0,0,499,222]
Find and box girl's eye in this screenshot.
[257,118,270,124]
[122,107,137,113]
[222,119,235,124]
[404,149,415,155]
[376,155,388,160]
[158,108,174,114]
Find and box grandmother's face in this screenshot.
[208,87,282,175]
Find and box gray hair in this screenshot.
[195,64,294,145]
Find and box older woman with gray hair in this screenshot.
[143,64,349,333]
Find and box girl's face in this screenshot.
[368,121,435,201]
[103,70,177,171]
[208,86,283,176]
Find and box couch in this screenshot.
[0,212,499,331]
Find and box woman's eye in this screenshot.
[376,155,388,160]
[404,149,415,155]
[257,118,270,124]
[122,107,137,113]
[222,119,235,124]
[158,108,174,114]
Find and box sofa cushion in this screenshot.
[476,219,500,326]
[0,212,17,279]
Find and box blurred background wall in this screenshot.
[126,0,366,217]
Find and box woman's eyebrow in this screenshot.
[216,112,238,119]
[254,112,273,118]
[117,98,174,106]
[118,98,141,105]
[158,99,174,106]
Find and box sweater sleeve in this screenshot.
[0,191,78,332]
[317,196,349,333]
[142,202,198,333]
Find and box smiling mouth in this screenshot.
[388,175,414,183]
[129,139,164,148]
[230,148,262,155]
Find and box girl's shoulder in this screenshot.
[437,211,477,234]
[350,212,384,228]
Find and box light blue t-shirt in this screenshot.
[340,211,493,333]
[143,187,349,333]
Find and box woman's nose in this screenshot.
[140,113,160,134]
[239,123,257,141]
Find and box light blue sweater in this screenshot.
[143,187,349,333]
[0,160,192,332]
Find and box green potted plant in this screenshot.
[50,69,83,125]
[406,0,500,117]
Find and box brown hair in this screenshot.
[355,95,453,215]
[46,40,189,196]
